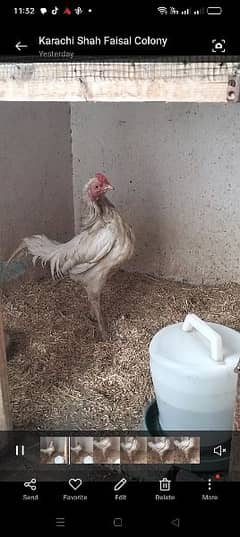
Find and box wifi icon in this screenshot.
[157,6,168,15]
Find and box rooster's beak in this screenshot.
[105,184,114,191]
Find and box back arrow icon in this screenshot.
[16,42,28,51]
[171,518,180,528]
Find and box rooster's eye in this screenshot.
[95,185,99,189]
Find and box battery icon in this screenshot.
[207,6,223,15]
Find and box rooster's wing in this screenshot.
[35,221,117,278]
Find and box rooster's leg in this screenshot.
[102,447,108,460]
[88,304,96,322]
[88,292,107,339]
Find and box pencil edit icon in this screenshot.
[114,478,127,492]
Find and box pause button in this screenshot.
[15,445,25,456]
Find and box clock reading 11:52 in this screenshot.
[14,8,35,15]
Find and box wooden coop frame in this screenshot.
[0,316,12,430]
[0,61,239,101]
[0,60,240,477]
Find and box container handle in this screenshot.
[182,313,223,362]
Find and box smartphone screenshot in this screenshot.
[0,1,239,530]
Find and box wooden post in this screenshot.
[0,314,12,430]
[228,359,240,480]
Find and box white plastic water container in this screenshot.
[54,455,65,464]
[149,313,240,433]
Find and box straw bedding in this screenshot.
[1,269,240,431]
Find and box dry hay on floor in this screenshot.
[40,451,66,465]
[1,269,240,431]
[70,451,92,464]
[93,448,120,465]
[120,448,147,465]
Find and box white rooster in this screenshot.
[40,440,55,457]
[121,436,139,463]
[70,442,83,455]
[148,437,172,460]
[7,174,135,339]
[93,437,112,459]
[173,436,196,460]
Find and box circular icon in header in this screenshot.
[211,39,226,53]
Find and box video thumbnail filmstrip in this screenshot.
[40,436,200,465]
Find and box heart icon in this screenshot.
[40,8,47,15]
[64,7,71,15]
[68,478,82,491]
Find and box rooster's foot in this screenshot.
[88,312,97,323]
[98,327,108,341]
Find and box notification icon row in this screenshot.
[40,7,93,16]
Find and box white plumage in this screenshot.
[93,437,112,458]
[148,437,171,458]
[121,436,139,462]
[173,437,196,459]
[40,440,55,457]
[70,442,83,455]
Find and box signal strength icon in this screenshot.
[193,9,201,15]
[157,6,168,15]
[181,8,191,15]
[170,6,179,15]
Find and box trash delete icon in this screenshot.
[159,477,171,492]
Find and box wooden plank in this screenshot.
[0,61,237,102]
[0,315,12,430]
[0,79,229,102]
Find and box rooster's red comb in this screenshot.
[95,173,110,186]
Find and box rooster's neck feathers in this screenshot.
[81,190,115,230]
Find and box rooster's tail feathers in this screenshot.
[7,234,63,279]
[7,241,28,265]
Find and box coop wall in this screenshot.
[0,103,74,258]
[71,102,240,285]
[1,101,240,285]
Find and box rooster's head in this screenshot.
[87,173,114,201]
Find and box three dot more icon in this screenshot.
[208,473,221,490]
[159,477,171,492]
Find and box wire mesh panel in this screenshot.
[0,61,239,101]
[0,61,239,81]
